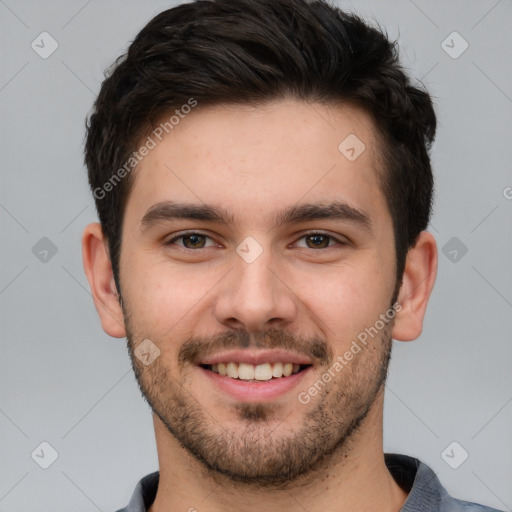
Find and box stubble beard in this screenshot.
[124,315,393,488]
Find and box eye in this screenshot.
[294,232,346,249]
[165,232,216,249]
[164,231,347,251]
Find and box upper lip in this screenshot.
[198,349,313,366]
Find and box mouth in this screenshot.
[196,350,315,402]
[195,349,315,401]
[199,362,312,382]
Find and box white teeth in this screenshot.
[238,363,255,380]
[272,362,283,378]
[254,363,273,380]
[226,362,239,378]
[207,361,307,381]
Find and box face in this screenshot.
[118,99,398,486]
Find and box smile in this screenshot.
[201,362,311,381]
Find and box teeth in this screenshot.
[254,363,273,380]
[218,363,227,376]
[208,361,307,381]
[272,362,283,377]
[226,362,239,378]
[283,363,293,377]
[238,363,255,380]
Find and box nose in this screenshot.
[213,243,297,333]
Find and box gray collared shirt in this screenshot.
[114,453,505,512]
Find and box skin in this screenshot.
[82,99,437,512]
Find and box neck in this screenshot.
[148,391,408,512]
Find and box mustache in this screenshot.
[178,327,333,367]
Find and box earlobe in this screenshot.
[81,222,127,338]
[392,231,438,342]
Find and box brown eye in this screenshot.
[165,232,214,249]
[182,234,206,248]
[294,232,346,250]
[304,234,331,249]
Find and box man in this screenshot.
[81,1,503,511]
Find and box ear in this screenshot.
[392,231,437,342]
[82,222,127,338]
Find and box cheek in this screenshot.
[122,255,218,338]
[296,259,393,347]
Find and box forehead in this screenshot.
[123,99,389,233]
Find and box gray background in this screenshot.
[1,0,511,510]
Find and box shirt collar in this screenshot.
[385,453,447,511]
[120,453,449,512]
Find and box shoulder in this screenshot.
[384,453,505,512]
[439,498,505,512]
[114,471,160,512]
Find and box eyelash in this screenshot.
[164,231,347,250]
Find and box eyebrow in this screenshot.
[140,200,373,233]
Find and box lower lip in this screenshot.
[197,366,313,402]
